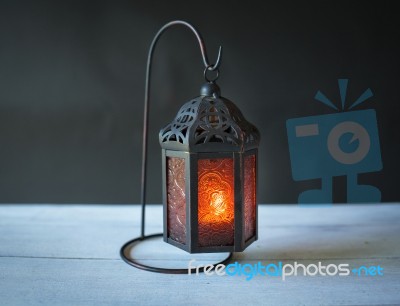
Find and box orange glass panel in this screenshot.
[198,158,234,247]
[244,154,256,241]
[167,157,186,244]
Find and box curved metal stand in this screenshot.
[120,20,232,274]
[120,234,233,274]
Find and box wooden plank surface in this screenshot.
[1,204,400,305]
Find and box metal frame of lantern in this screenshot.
[160,86,260,253]
[161,150,259,253]
[120,20,259,274]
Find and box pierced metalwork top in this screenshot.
[159,83,260,152]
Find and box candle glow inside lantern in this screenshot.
[160,82,260,253]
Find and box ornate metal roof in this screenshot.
[159,83,260,152]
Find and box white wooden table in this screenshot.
[1,204,399,306]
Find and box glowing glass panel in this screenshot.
[167,157,186,244]
[198,158,234,247]
[244,154,256,241]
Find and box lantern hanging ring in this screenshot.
[204,64,220,83]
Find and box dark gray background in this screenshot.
[0,0,399,204]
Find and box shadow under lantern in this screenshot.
[160,81,260,253]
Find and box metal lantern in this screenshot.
[121,20,261,274]
[160,81,260,253]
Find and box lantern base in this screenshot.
[120,233,233,274]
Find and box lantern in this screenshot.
[120,20,261,273]
[160,81,260,253]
